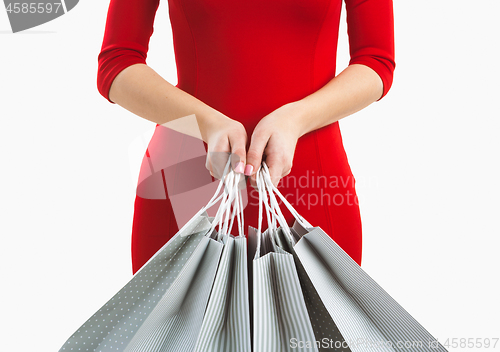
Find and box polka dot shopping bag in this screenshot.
[58,160,250,352]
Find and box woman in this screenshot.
[97,0,395,274]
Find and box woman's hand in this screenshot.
[245,101,306,188]
[198,112,248,178]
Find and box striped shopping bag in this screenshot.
[193,235,251,352]
[257,162,449,352]
[193,169,252,352]
[249,225,319,352]
[247,168,319,352]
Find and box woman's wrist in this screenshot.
[196,110,231,143]
[282,100,311,139]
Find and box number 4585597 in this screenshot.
[442,337,498,349]
[6,2,62,14]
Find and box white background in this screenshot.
[1,0,499,351]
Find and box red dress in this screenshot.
[97,0,395,274]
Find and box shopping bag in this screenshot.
[249,170,319,352]
[258,162,448,352]
[260,222,349,352]
[193,170,252,352]
[253,165,350,352]
[193,235,251,352]
[58,159,237,352]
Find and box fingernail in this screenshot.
[234,161,245,173]
[244,164,253,176]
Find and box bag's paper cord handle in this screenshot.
[174,157,230,236]
[254,164,292,253]
[210,170,241,239]
[261,161,313,229]
[255,165,279,256]
[259,166,295,245]
[222,171,245,239]
[177,156,244,239]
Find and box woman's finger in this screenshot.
[267,161,283,188]
[228,132,247,174]
[245,129,270,177]
[206,138,231,179]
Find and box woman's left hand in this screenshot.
[245,101,305,188]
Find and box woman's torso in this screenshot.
[168,0,343,135]
[139,0,359,255]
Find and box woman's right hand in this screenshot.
[198,113,248,178]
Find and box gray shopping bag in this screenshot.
[292,221,447,352]
[192,166,250,352]
[274,227,352,352]
[250,225,319,352]
[58,211,224,352]
[259,161,448,352]
[193,235,251,352]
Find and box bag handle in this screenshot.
[254,165,265,256]
[258,165,295,245]
[210,170,245,240]
[175,157,231,237]
[261,161,313,229]
[257,161,315,246]
[254,165,294,250]
[221,171,245,239]
[254,164,279,257]
[228,171,245,238]
[259,167,277,232]
[177,156,244,239]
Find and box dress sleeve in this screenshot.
[344,0,396,100]
[97,0,161,104]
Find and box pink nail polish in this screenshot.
[234,161,245,173]
[244,164,253,176]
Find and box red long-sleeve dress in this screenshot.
[97,0,395,274]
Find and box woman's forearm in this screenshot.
[108,63,227,142]
[291,64,385,138]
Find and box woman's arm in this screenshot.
[108,64,225,141]
[287,63,384,138]
[244,64,385,187]
[109,64,249,175]
[97,0,248,175]
[244,0,396,186]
